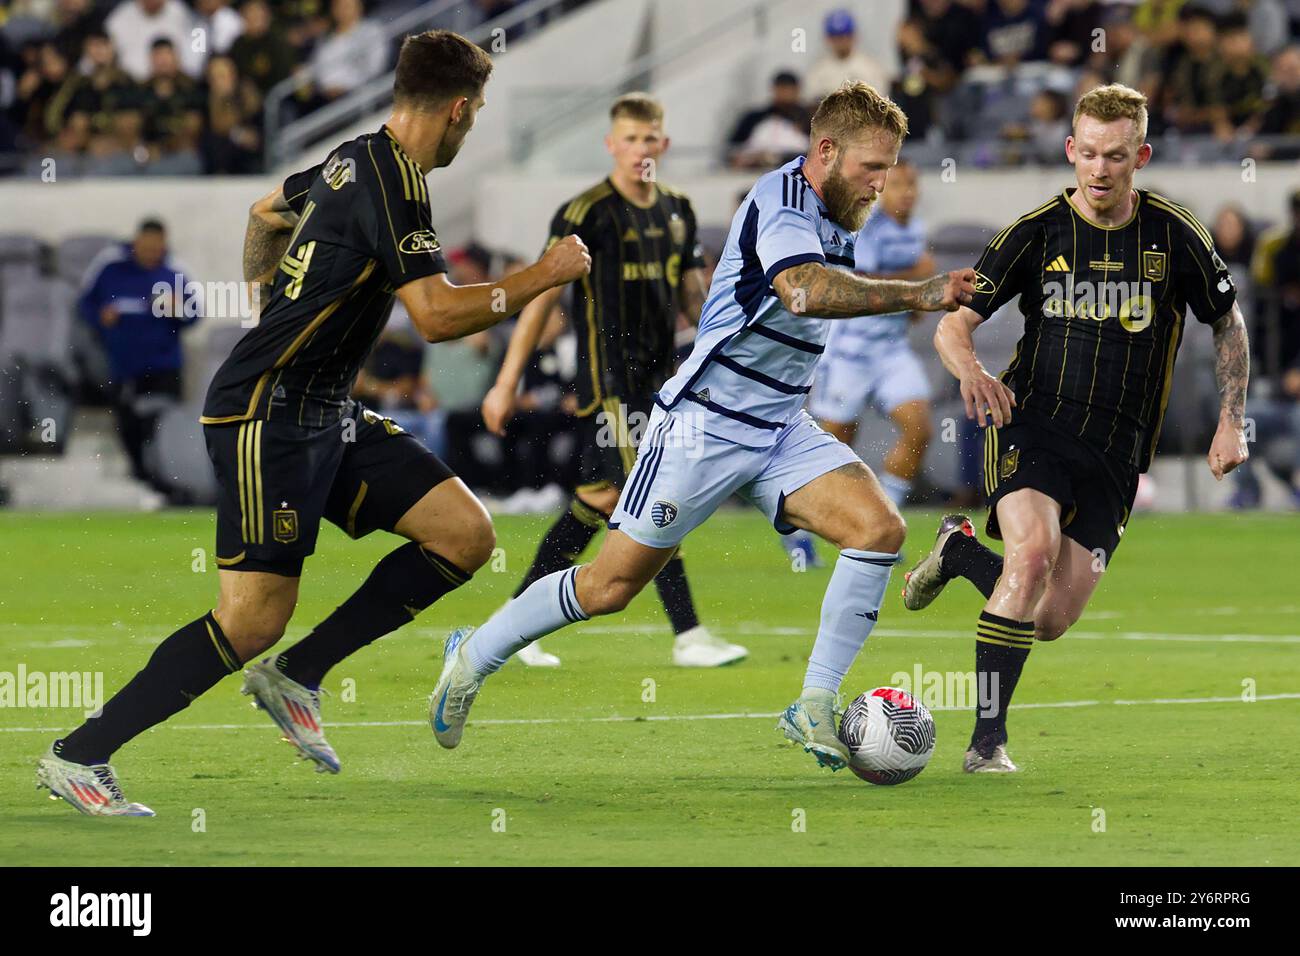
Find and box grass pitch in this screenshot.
[1,509,1297,866]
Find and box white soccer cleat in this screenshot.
[517,640,562,668]
[963,738,1019,773]
[672,626,748,667]
[36,747,155,817]
[241,658,340,774]
[429,627,486,749]
[776,689,850,771]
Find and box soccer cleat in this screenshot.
[429,627,486,749]
[241,658,340,774]
[901,513,976,611]
[776,689,850,771]
[672,626,748,667]
[36,746,155,817]
[963,735,1019,773]
[517,640,562,668]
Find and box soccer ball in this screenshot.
[838,687,936,785]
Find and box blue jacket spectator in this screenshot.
[77,219,200,383]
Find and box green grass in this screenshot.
[1,509,1297,865]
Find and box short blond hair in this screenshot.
[810,81,909,146]
[1073,83,1148,144]
[610,92,664,125]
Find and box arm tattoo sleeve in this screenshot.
[242,192,298,287]
[779,262,927,318]
[1212,308,1249,425]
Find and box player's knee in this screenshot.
[1003,541,1054,590]
[220,613,289,659]
[839,505,906,554]
[428,514,496,572]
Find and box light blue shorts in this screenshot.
[807,345,931,423]
[609,403,861,549]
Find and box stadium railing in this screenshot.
[263,0,578,169]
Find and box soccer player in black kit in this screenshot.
[901,85,1251,772]
[36,30,591,816]
[480,93,747,669]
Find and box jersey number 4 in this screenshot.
[279,240,316,301]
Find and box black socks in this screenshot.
[512,498,604,597]
[57,611,240,765]
[942,530,1004,599]
[276,543,471,689]
[971,611,1034,749]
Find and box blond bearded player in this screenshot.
[431,83,976,772]
[901,84,1250,772]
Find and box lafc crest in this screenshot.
[1141,250,1167,282]
[668,213,686,246]
[999,448,1020,479]
[273,509,299,543]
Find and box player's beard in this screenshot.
[433,116,472,168]
[822,158,875,232]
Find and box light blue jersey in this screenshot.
[823,207,926,361]
[657,156,856,447]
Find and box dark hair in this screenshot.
[137,218,166,234]
[772,71,800,87]
[151,37,176,51]
[393,30,493,109]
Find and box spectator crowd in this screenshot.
[728,1,1300,169]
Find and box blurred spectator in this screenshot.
[200,54,261,172]
[1088,6,1151,90]
[307,0,388,104]
[1208,12,1268,142]
[1211,204,1256,274]
[804,9,890,101]
[977,0,1051,68]
[139,37,203,172]
[52,0,107,64]
[10,40,75,150]
[105,0,200,82]
[909,0,982,78]
[228,0,295,96]
[892,15,955,138]
[1253,44,1300,159]
[1161,5,1219,135]
[726,71,811,170]
[353,305,446,455]
[1045,0,1103,67]
[77,218,200,503]
[1232,193,1300,507]
[1001,87,1069,163]
[63,29,142,167]
[1252,190,1300,381]
[193,0,244,56]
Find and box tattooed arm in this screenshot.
[243,185,299,289]
[1206,301,1250,479]
[771,261,975,319]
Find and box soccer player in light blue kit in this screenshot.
[809,159,935,507]
[429,83,976,771]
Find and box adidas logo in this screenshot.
[622,227,639,242]
[1045,255,1071,272]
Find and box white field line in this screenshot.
[1,693,1297,734]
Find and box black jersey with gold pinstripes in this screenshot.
[546,179,705,416]
[202,125,447,428]
[967,188,1237,472]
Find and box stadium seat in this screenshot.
[55,235,121,287]
[0,233,43,267]
[142,404,217,504]
[0,275,76,453]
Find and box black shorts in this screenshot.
[575,396,650,494]
[204,401,455,576]
[982,413,1138,564]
